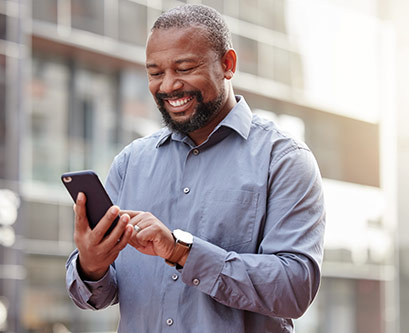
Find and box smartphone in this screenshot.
[61,170,119,236]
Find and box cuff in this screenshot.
[66,254,116,310]
[181,236,226,297]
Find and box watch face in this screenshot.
[174,229,193,244]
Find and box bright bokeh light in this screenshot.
[287,0,392,124]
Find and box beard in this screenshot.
[155,89,225,135]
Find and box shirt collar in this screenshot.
[156,95,252,148]
[214,95,252,140]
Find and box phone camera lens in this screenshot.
[63,176,72,183]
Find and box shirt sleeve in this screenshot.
[65,250,118,310]
[105,143,131,204]
[181,147,326,319]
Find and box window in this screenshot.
[118,1,147,46]
[238,0,287,33]
[24,201,59,241]
[272,46,291,85]
[68,67,119,176]
[0,55,5,179]
[119,69,160,142]
[259,43,291,85]
[71,0,105,35]
[201,0,224,13]
[31,56,69,183]
[22,254,119,332]
[258,0,287,33]
[0,14,6,40]
[32,0,58,24]
[296,278,384,333]
[235,34,258,75]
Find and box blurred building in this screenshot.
[0,0,407,332]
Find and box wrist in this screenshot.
[177,249,190,268]
[165,229,193,269]
[77,256,108,281]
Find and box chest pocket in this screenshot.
[197,189,259,252]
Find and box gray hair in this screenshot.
[151,4,233,58]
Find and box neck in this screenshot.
[188,90,237,145]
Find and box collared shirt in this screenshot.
[66,96,325,332]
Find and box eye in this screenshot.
[149,72,163,77]
[176,66,196,74]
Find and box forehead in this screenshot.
[146,26,215,65]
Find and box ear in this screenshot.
[221,49,237,80]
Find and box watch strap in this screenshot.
[165,241,190,267]
[165,231,192,268]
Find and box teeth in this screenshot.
[168,96,193,107]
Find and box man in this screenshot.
[66,4,325,332]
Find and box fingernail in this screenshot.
[110,206,119,215]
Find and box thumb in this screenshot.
[75,192,90,233]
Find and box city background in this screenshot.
[0,0,408,332]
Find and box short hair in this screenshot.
[151,4,233,58]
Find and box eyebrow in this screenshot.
[146,58,199,69]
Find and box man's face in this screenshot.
[145,26,227,134]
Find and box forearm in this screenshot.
[181,237,321,319]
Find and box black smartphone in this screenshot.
[61,170,119,235]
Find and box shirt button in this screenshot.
[192,278,200,286]
[192,149,200,155]
[171,274,179,281]
[166,318,174,326]
[183,187,190,194]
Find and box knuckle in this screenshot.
[93,229,104,239]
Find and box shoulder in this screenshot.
[119,127,167,155]
[111,127,168,172]
[249,113,311,164]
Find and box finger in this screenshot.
[133,224,142,234]
[119,210,144,218]
[75,192,90,233]
[128,234,145,248]
[136,224,160,241]
[104,213,131,247]
[128,211,152,228]
[91,205,121,243]
[133,215,163,235]
[114,223,134,251]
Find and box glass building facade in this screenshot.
[0,0,406,332]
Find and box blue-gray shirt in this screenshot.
[66,96,325,332]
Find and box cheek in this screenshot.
[148,81,158,97]
[200,81,221,101]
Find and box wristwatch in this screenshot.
[165,229,193,268]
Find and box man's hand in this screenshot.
[121,211,176,261]
[73,192,134,281]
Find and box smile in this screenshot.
[167,96,194,107]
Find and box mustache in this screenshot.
[155,90,203,103]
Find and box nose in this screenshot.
[159,72,183,94]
